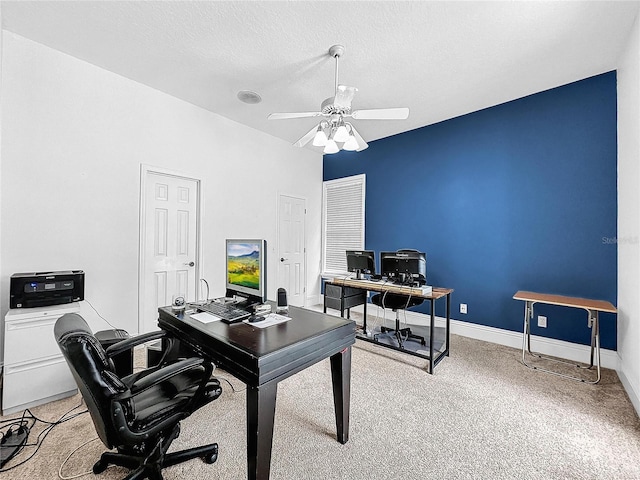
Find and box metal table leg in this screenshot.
[428,298,435,374]
[521,300,601,384]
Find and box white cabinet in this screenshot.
[3,304,79,415]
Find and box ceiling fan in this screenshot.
[268,44,409,153]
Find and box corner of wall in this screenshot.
[0,8,5,368]
[616,7,640,417]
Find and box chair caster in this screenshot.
[93,459,108,474]
[203,452,218,464]
[202,444,218,464]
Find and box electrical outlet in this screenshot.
[460,303,467,314]
[538,315,547,328]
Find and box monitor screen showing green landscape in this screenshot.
[225,238,266,303]
[227,242,261,290]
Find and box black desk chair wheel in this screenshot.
[372,293,426,348]
[55,313,222,480]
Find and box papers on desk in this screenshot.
[244,313,291,329]
[190,311,222,323]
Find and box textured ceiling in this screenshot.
[2,1,638,152]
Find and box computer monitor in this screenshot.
[380,250,427,285]
[225,239,267,305]
[345,250,376,279]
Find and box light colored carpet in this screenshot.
[1,323,639,479]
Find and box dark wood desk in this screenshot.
[326,278,453,374]
[157,303,356,480]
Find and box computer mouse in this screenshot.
[248,315,265,323]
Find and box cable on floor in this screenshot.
[58,437,107,480]
[0,402,87,473]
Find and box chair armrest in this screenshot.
[105,330,167,357]
[129,357,205,395]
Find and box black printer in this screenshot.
[10,270,85,309]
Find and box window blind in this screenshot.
[322,174,366,275]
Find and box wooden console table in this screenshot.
[513,290,616,384]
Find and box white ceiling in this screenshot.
[2,1,638,151]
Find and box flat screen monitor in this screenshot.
[380,250,427,285]
[346,250,376,279]
[225,239,267,305]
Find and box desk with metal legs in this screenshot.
[158,303,355,480]
[326,278,453,374]
[513,291,616,384]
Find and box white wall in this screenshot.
[0,32,323,361]
[0,8,3,368]
[617,9,640,414]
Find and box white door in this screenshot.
[140,170,200,333]
[278,195,306,307]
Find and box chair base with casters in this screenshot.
[92,423,219,480]
[54,313,222,480]
[371,292,426,349]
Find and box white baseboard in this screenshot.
[335,301,619,370]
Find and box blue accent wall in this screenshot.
[324,72,618,350]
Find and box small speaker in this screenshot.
[276,288,288,313]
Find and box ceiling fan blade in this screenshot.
[350,125,369,151]
[350,107,409,120]
[293,125,319,148]
[268,112,324,120]
[333,85,358,109]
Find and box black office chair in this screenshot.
[371,291,426,348]
[54,313,222,480]
[373,249,427,348]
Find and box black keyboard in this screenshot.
[195,302,251,324]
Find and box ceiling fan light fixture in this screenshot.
[333,122,349,142]
[324,138,339,154]
[312,125,328,146]
[342,134,359,151]
[269,44,408,153]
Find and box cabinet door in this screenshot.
[5,314,64,364]
[3,357,77,412]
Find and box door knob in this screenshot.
[280,257,287,262]
[184,261,195,267]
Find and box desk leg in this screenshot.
[521,301,601,384]
[445,293,451,357]
[330,347,351,444]
[589,310,601,383]
[429,299,435,374]
[363,299,368,334]
[521,301,532,365]
[246,382,278,480]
